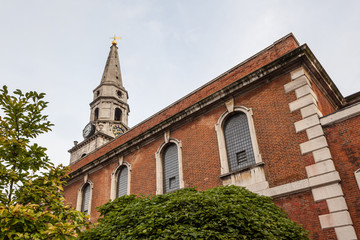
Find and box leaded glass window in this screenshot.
[224,112,255,172]
[116,166,128,198]
[162,143,179,193]
[81,183,91,214]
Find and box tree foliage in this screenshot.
[80,186,309,240]
[0,85,90,239]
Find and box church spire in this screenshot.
[100,41,123,87]
[88,38,130,137]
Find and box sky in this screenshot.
[0,0,359,166]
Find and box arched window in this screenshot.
[110,160,131,200]
[215,106,267,191]
[94,108,99,121]
[115,108,122,121]
[81,183,91,214]
[162,143,179,193]
[155,138,183,195]
[116,166,128,198]
[223,112,256,171]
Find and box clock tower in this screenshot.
[69,38,130,165]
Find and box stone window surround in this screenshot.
[355,169,360,190]
[155,132,184,195]
[76,174,94,218]
[110,156,131,200]
[215,103,263,175]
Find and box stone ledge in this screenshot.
[284,75,309,93]
[300,104,323,118]
[300,136,328,155]
[321,103,360,126]
[308,171,340,187]
[295,85,317,100]
[312,147,332,163]
[334,225,358,240]
[319,211,353,229]
[290,67,305,80]
[260,179,310,198]
[244,181,269,193]
[289,94,317,113]
[294,115,320,133]
[306,125,324,140]
[306,160,335,178]
[312,183,343,202]
[327,197,348,213]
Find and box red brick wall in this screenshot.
[324,115,360,238]
[274,191,337,240]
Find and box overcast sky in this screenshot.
[1,0,359,166]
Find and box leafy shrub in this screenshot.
[80,186,309,239]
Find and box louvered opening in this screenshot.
[81,184,90,214]
[116,166,128,198]
[236,150,247,165]
[169,177,176,190]
[162,143,179,193]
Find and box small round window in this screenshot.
[117,90,122,98]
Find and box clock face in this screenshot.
[83,123,95,138]
[112,124,126,137]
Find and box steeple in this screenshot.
[100,42,123,87]
[69,39,130,165]
[87,39,130,138]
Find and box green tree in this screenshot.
[80,186,309,240]
[0,85,90,240]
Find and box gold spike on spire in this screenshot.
[110,34,121,45]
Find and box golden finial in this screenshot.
[110,34,121,45]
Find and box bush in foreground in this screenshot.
[80,186,309,239]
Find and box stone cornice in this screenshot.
[300,44,344,109]
[93,83,128,96]
[89,96,129,109]
[68,131,114,153]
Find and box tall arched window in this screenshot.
[162,143,179,193]
[94,108,99,121]
[223,112,256,172]
[115,108,122,121]
[116,166,128,198]
[81,183,91,214]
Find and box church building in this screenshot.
[63,34,360,240]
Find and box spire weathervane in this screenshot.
[110,34,121,45]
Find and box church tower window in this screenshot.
[117,90,122,98]
[94,108,99,121]
[115,108,122,121]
